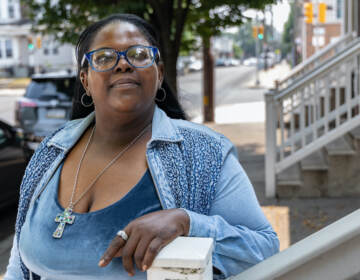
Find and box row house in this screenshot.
[0,0,75,77]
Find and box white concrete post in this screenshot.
[265,90,277,198]
[147,237,213,280]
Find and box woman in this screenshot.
[5,14,279,280]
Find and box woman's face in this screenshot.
[80,21,163,121]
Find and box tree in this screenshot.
[23,0,276,96]
[282,3,294,60]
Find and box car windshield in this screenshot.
[25,78,75,100]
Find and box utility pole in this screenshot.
[255,12,260,86]
[263,11,268,71]
[292,0,297,67]
[314,0,319,53]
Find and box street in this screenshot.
[0,65,265,124]
[178,65,265,119]
[0,64,264,276]
[0,95,21,126]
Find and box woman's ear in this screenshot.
[157,62,164,87]
[80,70,89,94]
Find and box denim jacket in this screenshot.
[5,106,279,280]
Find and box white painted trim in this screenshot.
[231,209,360,280]
[276,113,360,174]
[276,37,360,100]
[279,32,355,89]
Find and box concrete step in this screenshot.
[325,134,356,156]
[277,163,302,186]
[301,149,328,171]
[350,125,360,140]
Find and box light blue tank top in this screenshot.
[19,163,162,280]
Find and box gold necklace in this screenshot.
[53,123,152,239]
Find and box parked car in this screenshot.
[15,71,76,157]
[229,58,240,66]
[0,120,27,210]
[215,57,230,67]
[243,57,258,67]
[188,59,203,72]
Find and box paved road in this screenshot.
[178,65,265,119]
[0,96,18,126]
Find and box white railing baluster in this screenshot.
[280,100,285,160]
[325,74,330,133]
[265,91,277,198]
[301,89,306,147]
[356,55,360,112]
[290,94,295,153]
[346,60,352,121]
[313,82,318,140]
[336,67,341,127]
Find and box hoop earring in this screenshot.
[155,87,166,102]
[81,92,93,107]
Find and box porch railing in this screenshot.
[276,32,356,90]
[230,209,360,280]
[265,37,360,197]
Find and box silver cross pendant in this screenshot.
[53,207,76,238]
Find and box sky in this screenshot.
[241,0,291,33]
[271,0,291,33]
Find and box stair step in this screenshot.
[277,164,302,186]
[301,150,328,171]
[350,126,360,140]
[325,135,356,155]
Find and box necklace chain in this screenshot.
[68,123,152,209]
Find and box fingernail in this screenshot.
[128,272,134,277]
[142,265,147,271]
[98,259,105,267]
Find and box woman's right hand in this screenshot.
[98,208,190,276]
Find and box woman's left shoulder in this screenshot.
[171,119,235,155]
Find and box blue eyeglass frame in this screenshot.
[82,45,160,72]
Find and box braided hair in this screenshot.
[72,13,186,120]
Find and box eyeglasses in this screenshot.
[82,45,160,72]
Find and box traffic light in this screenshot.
[319,2,326,23]
[27,37,34,50]
[258,25,264,40]
[36,36,42,48]
[252,26,258,39]
[304,2,313,24]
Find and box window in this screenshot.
[53,47,58,55]
[337,0,342,19]
[8,5,14,18]
[44,48,49,55]
[5,40,12,58]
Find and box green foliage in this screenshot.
[23,0,276,52]
[282,2,295,59]
[232,44,243,59]
[22,0,277,91]
[234,21,256,57]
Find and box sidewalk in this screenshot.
[245,60,291,89]
[0,78,30,89]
